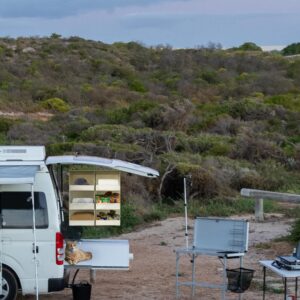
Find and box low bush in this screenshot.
[41,97,70,112]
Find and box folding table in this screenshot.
[260,260,300,300]
[175,217,249,300]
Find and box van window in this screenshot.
[0,192,48,228]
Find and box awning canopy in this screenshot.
[0,165,40,184]
[46,155,159,178]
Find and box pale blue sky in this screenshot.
[0,0,299,48]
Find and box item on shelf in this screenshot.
[70,212,94,221]
[96,210,120,221]
[74,178,89,185]
[101,197,110,203]
[95,192,117,203]
[72,198,93,204]
[95,194,110,203]
[111,193,120,203]
[96,211,108,220]
[108,210,116,218]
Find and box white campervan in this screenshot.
[0,146,158,300]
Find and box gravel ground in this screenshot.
[18,213,295,299]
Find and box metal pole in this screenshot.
[296,277,298,300]
[263,266,266,300]
[0,194,2,295]
[184,177,189,249]
[284,278,287,300]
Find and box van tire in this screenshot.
[0,268,18,300]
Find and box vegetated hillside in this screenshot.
[0,36,300,209]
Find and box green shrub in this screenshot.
[237,42,262,51]
[0,118,13,132]
[46,142,74,155]
[282,43,300,56]
[143,206,167,222]
[107,108,130,124]
[128,79,147,92]
[41,97,70,112]
[200,70,220,84]
[289,219,300,242]
[120,203,142,231]
[265,94,300,112]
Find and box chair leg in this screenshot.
[176,253,180,298]
[192,254,196,296]
[221,257,227,300]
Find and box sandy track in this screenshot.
[18,214,294,299]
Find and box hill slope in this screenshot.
[0,36,300,205]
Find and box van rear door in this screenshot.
[45,155,159,177]
[46,155,159,269]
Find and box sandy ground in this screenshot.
[18,213,295,300]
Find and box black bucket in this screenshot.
[72,281,92,300]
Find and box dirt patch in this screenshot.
[18,214,295,299]
[0,111,53,121]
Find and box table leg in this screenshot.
[296,277,298,300]
[191,254,196,296]
[176,253,180,298]
[221,257,227,300]
[239,257,243,300]
[284,278,287,300]
[263,266,266,300]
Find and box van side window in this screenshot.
[0,192,48,229]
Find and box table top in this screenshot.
[260,260,300,278]
[176,247,245,257]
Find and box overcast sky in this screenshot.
[0,0,299,49]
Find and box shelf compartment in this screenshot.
[70,185,94,191]
[69,203,95,210]
[95,220,120,226]
[69,220,95,226]
[95,185,120,192]
[96,203,120,210]
[69,210,95,227]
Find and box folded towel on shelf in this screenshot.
[72,198,93,203]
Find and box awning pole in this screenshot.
[0,194,2,295]
[31,184,39,300]
[184,177,189,249]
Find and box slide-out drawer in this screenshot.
[64,239,133,270]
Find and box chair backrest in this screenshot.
[193,217,249,253]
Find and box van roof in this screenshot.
[0,146,45,161]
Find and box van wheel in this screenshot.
[0,268,18,300]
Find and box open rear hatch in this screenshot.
[46,155,158,271]
[45,155,159,178]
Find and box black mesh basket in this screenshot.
[226,267,254,293]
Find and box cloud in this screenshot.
[1,0,300,19]
[119,12,300,48]
[0,0,170,18]
[0,0,299,48]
